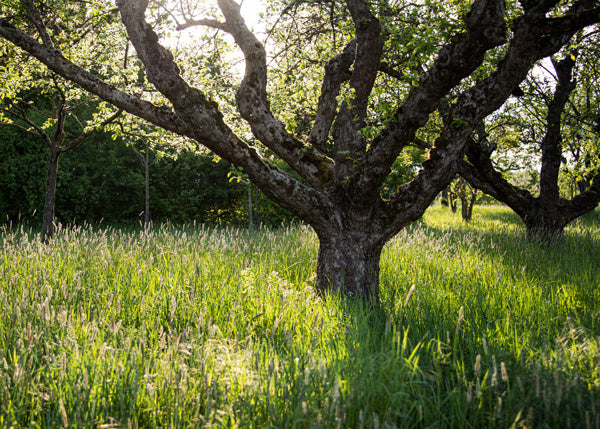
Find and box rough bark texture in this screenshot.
[460,55,600,238]
[2,0,599,295]
[316,231,383,299]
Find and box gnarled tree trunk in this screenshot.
[316,230,384,298]
[523,206,571,238]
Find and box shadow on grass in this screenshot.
[275,272,600,428]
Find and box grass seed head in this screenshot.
[474,354,482,377]
[501,361,508,383]
[59,398,68,428]
[404,284,416,307]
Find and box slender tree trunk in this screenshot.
[41,147,60,243]
[467,193,476,220]
[441,189,449,207]
[461,196,470,221]
[248,184,253,230]
[144,142,151,230]
[450,194,457,213]
[461,192,477,221]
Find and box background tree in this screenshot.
[0,71,121,241]
[0,1,126,241]
[451,177,479,222]
[460,34,600,237]
[560,33,600,197]
[2,0,599,296]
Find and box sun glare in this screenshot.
[239,0,266,33]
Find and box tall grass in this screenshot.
[1,207,599,428]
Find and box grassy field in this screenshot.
[1,205,599,428]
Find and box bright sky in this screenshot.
[164,0,267,74]
[238,0,266,33]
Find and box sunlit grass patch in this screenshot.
[1,208,599,427]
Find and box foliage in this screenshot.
[0,123,294,226]
[560,31,600,190]
[0,125,46,219]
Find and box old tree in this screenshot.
[459,33,600,237]
[1,0,599,297]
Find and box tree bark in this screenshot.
[450,194,457,213]
[461,192,476,222]
[41,147,60,243]
[523,205,570,238]
[315,228,384,299]
[461,197,470,221]
[441,189,449,207]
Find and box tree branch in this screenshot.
[308,39,356,149]
[0,9,328,224]
[176,18,229,32]
[343,0,382,117]
[539,54,577,202]
[0,19,191,137]
[60,109,124,153]
[21,0,53,47]
[378,62,404,81]
[1,101,52,147]
[569,170,600,219]
[411,137,432,150]
[458,141,534,215]
[113,0,333,223]
[370,0,600,236]
[329,0,383,185]
[359,0,508,200]
[519,0,561,16]
[537,4,600,36]
[214,0,334,190]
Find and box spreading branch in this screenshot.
[359,0,508,200]
[329,0,383,186]
[176,18,228,32]
[115,0,331,223]
[214,0,335,189]
[308,38,356,149]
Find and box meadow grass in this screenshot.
[1,206,599,428]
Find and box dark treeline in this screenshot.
[0,125,293,227]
